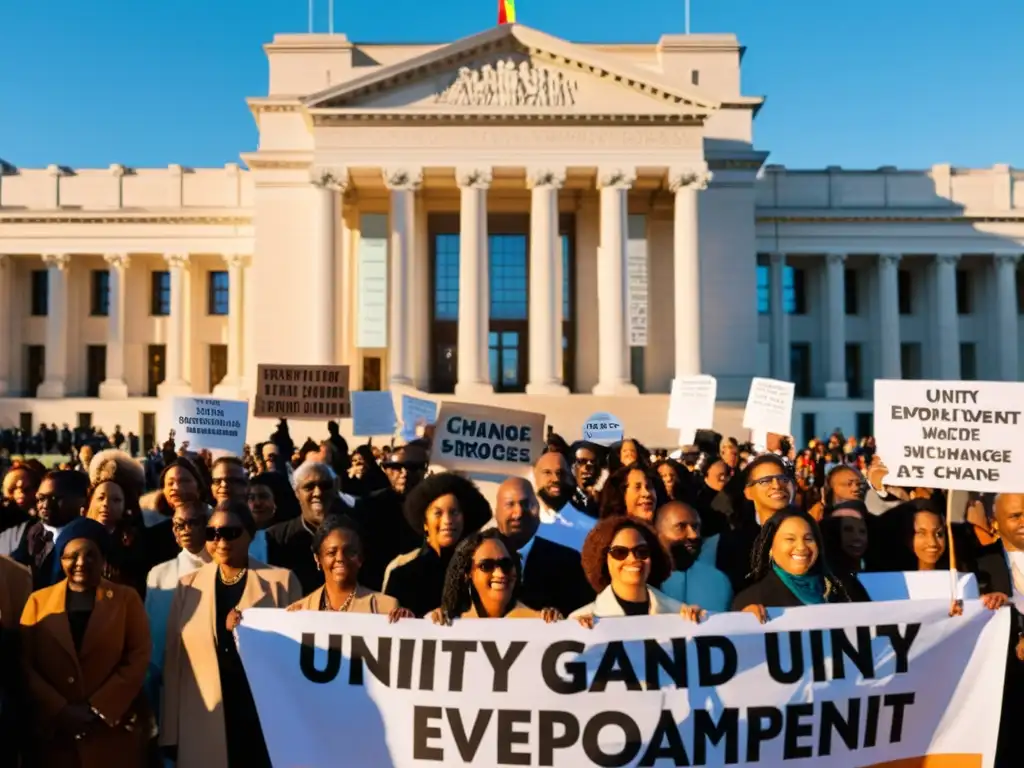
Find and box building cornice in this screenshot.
[308,110,704,126]
[0,210,252,225]
[757,213,1024,224]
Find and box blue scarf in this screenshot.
[772,563,826,605]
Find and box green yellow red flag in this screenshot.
[498,0,516,24]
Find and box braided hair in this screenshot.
[747,507,855,604]
[439,529,522,618]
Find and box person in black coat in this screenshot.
[383,473,492,618]
[733,507,869,621]
[12,470,89,589]
[491,477,594,617]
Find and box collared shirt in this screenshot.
[41,523,64,541]
[249,528,268,562]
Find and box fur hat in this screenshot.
[89,449,146,498]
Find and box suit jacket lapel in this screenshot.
[238,568,269,611]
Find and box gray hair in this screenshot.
[292,460,337,489]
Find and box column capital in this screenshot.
[312,166,348,191]
[597,167,636,189]
[878,253,902,267]
[526,167,565,189]
[936,253,960,267]
[164,252,190,269]
[42,253,70,270]
[454,167,490,190]
[103,253,130,269]
[384,167,424,190]
[667,165,712,192]
[995,253,1022,268]
[223,253,251,269]
[826,252,847,267]
[768,251,786,266]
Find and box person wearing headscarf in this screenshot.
[20,518,151,768]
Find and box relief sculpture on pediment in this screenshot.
[436,58,579,107]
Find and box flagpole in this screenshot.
[685,0,690,33]
[329,0,334,33]
[308,0,314,32]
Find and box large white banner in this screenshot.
[237,600,1008,767]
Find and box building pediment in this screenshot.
[303,24,719,119]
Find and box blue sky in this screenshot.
[1,0,1020,170]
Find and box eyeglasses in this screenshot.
[574,457,597,467]
[607,545,651,561]
[473,557,516,574]
[746,474,793,488]
[172,519,204,532]
[382,461,427,472]
[205,525,244,542]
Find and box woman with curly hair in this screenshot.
[607,438,652,474]
[732,507,870,623]
[598,465,667,522]
[429,529,563,624]
[383,472,492,618]
[570,516,705,626]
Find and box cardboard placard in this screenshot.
[170,396,248,455]
[253,364,351,420]
[433,402,546,476]
[742,377,795,436]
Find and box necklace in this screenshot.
[323,589,356,612]
[219,567,247,586]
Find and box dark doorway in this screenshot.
[140,413,157,453]
[209,344,228,392]
[86,345,106,397]
[147,345,166,397]
[25,345,44,396]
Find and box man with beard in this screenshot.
[569,441,604,515]
[492,478,593,617]
[654,501,733,612]
[532,452,594,552]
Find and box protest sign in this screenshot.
[253,364,351,420]
[352,391,398,437]
[432,402,545,476]
[667,375,717,444]
[238,600,1007,768]
[874,379,1024,493]
[401,395,438,442]
[743,377,795,436]
[582,412,623,446]
[169,396,247,454]
[859,571,979,602]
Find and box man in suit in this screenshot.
[973,492,1024,768]
[13,470,89,589]
[493,477,593,617]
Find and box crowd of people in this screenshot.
[0,418,1020,767]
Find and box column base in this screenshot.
[157,380,192,398]
[824,381,849,399]
[98,380,129,400]
[455,381,494,397]
[525,382,569,396]
[591,381,640,397]
[36,379,66,399]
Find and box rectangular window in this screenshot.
[31,270,48,316]
[690,69,700,86]
[562,235,571,319]
[489,235,528,320]
[898,269,913,314]
[208,344,228,391]
[208,271,229,316]
[790,342,811,397]
[900,342,922,379]
[844,268,858,315]
[25,345,45,395]
[86,345,106,397]
[90,270,110,316]
[791,267,807,315]
[433,234,460,321]
[801,413,816,444]
[856,412,874,439]
[1017,269,1024,315]
[150,271,170,316]
[147,344,166,397]
[756,261,769,315]
[362,357,382,391]
[956,269,972,315]
[960,342,977,380]
[845,343,863,398]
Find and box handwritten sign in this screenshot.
[582,412,623,446]
[433,402,545,476]
[743,377,795,436]
[400,395,438,442]
[253,364,351,420]
[667,375,717,445]
[169,396,247,454]
[874,379,1024,493]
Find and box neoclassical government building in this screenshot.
[1,24,1022,447]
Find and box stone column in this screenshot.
[383,168,421,387]
[877,253,902,379]
[669,166,711,379]
[0,255,9,396]
[37,253,70,398]
[157,253,191,396]
[593,168,639,396]
[526,167,568,395]
[213,253,248,396]
[995,254,1021,381]
[768,252,790,380]
[455,167,494,395]
[311,167,345,366]
[99,253,130,399]
[935,254,961,379]
[825,253,848,398]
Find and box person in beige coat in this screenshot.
[159,502,300,768]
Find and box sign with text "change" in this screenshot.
[238,600,1007,768]
[875,379,1024,493]
[253,364,351,420]
[432,402,545,476]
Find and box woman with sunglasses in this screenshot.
[430,529,563,624]
[287,514,414,620]
[160,501,301,768]
[570,516,705,626]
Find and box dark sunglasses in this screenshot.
[383,461,427,472]
[205,525,244,542]
[473,557,516,574]
[607,545,651,561]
